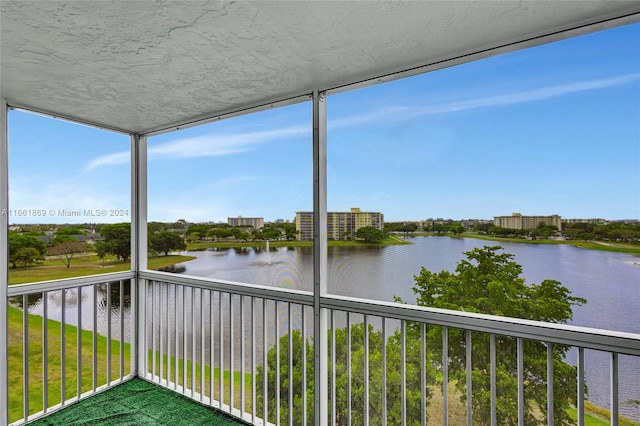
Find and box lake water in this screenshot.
[178,236,640,420]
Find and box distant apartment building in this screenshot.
[295,207,384,241]
[562,218,605,225]
[227,216,264,229]
[494,213,562,231]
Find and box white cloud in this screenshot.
[85,126,308,170]
[330,73,640,128]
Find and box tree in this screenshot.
[408,246,586,425]
[150,231,186,255]
[8,232,47,268]
[48,240,86,268]
[261,226,282,241]
[450,224,465,235]
[355,226,386,242]
[257,324,435,426]
[95,240,109,268]
[100,223,131,261]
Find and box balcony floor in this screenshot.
[28,378,250,426]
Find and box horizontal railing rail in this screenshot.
[140,270,314,306]
[7,271,135,297]
[323,294,640,357]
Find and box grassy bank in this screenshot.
[186,235,410,251]
[452,233,640,256]
[8,254,196,285]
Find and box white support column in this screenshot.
[1,99,9,426]
[131,134,148,376]
[312,90,328,426]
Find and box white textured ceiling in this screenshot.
[1,1,639,135]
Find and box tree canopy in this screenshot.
[100,223,131,261]
[355,226,386,242]
[408,246,586,425]
[8,232,47,268]
[150,231,186,255]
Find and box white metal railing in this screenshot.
[138,271,640,426]
[6,272,136,425]
[139,270,314,425]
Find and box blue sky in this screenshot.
[8,23,640,224]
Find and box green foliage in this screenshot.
[257,324,436,425]
[409,246,586,425]
[8,232,47,268]
[355,226,386,242]
[55,227,87,236]
[149,231,186,255]
[100,223,131,261]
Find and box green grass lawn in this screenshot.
[186,235,409,251]
[8,254,196,285]
[453,233,640,256]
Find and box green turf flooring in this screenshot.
[28,378,251,425]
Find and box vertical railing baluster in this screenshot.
[23,294,29,421]
[200,288,205,402]
[106,283,111,386]
[92,285,97,391]
[210,290,215,406]
[159,283,164,384]
[288,303,293,426]
[577,347,585,426]
[77,286,82,398]
[61,289,66,406]
[241,295,246,416]
[331,309,336,426]
[347,312,352,426]
[230,293,234,411]
[490,334,497,426]
[302,304,307,426]
[421,324,427,426]
[443,326,448,426]
[263,299,268,423]
[547,342,554,426]
[165,284,170,386]
[151,282,156,378]
[120,281,125,380]
[466,330,472,426]
[401,320,406,426]
[219,291,224,407]
[364,314,369,425]
[517,337,524,426]
[191,286,196,397]
[611,352,619,426]
[275,301,280,425]
[382,316,387,426]
[182,285,186,394]
[42,292,49,414]
[174,284,179,391]
[252,297,257,424]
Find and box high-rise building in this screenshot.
[493,213,562,231]
[295,207,384,241]
[227,216,264,230]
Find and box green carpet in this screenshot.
[29,378,250,425]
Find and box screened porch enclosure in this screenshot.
[2,1,640,425]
